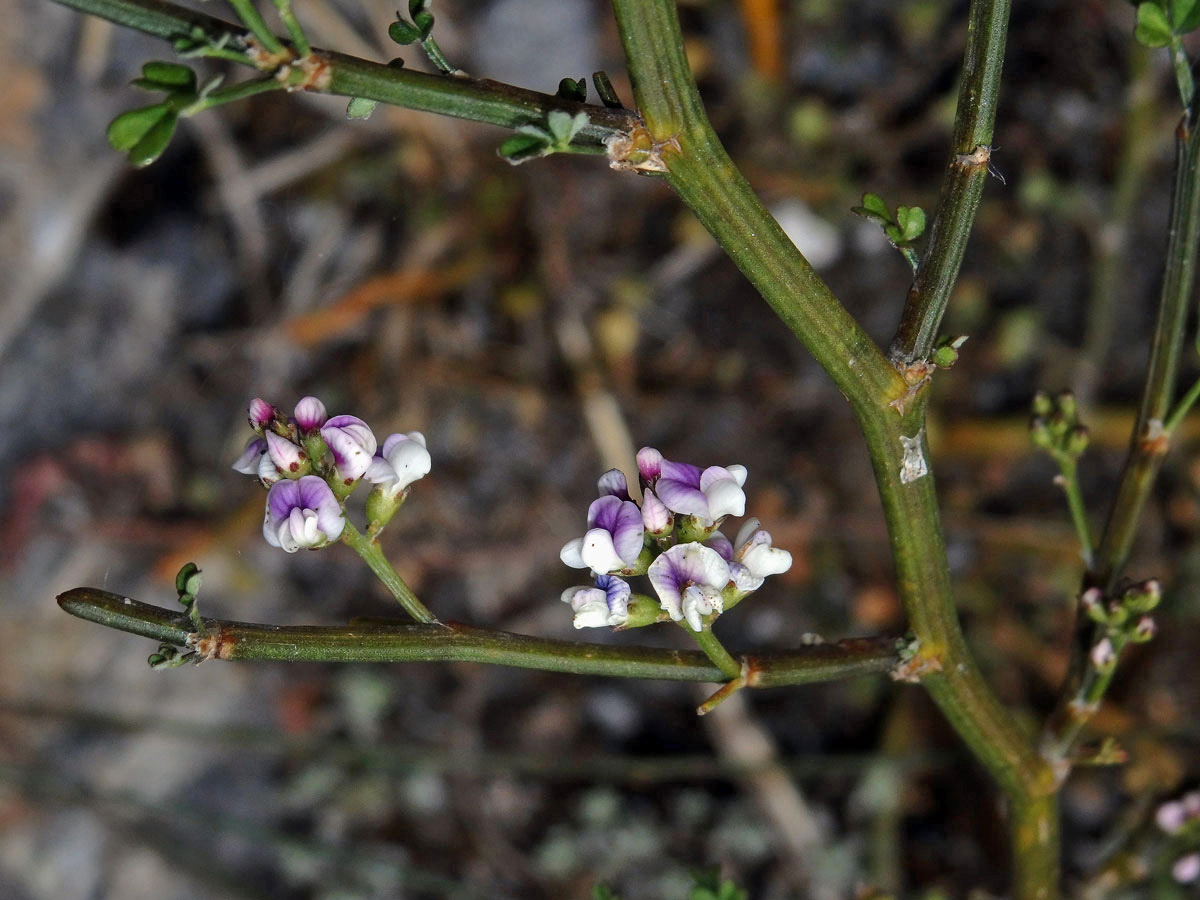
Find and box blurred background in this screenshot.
[3,0,1200,896]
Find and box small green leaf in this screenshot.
[556,77,587,102]
[896,205,926,242]
[498,132,550,164]
[175,562,203,598]
[408,0,429,17]
[1135,2,1174,46]
[107,103,171,152]
[546,110,588,147]
[592,886,621,900]
[1173,0,1200,30]
[140,61,197,90]
[388,19,422,44]
[859,191,891,220]
[128,112,179,167]
[346,97,379,119]
[412,10,434,37]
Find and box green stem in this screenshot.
[611,2,1057,894]
[339,519,437,624]
[268,0,309,57]
[1056,456,1095,568]
[1046,95,1200,766]
[180,76,286,116]
[56,588,898,683]
[226,0,282,54]
[688,625,742,679]
[48,0,639,150]
[1170,36,1195,110]
[419,36,455,75]
[1166,374,1200,432]
[889,0,1011,364]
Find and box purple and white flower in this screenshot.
[263,475,345,551]
[233,436,267,475]
[367,431,432,499]
[647,542,731,632]
[561,574,631,628]
[560,494,645,574]
[232,436,281,486]
[637,446,747,523]
[294,396,328,432]
[321,415,378,484]
[265,430,307,475]
[707,518,793,592]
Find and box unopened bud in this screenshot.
[1032,390,1054,418]
[248,398,276,432]
[1131,615,1157,643]
[1124,578,1161,613]
[1081,587,1108,624]
[1090,637,1117,672]
[1157,800,1187,834]
[1173,853,1200,884]
[1056,390,1077,421]
[616,592,669,629]
[1065,426,1089,457]
[1030,417,1054,449]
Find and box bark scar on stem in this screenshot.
[955,144,992,169]
[890,650,943,683]
[899,428,929,484]
[889,360,934,414]
[1141,418,1169,454]
[606,122,681,174]
[187,628,234,661]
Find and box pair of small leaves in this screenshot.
[498,110,589,164]
[852,192,926,271]
[107,62,221,167]
[852,192,926,244]
[1134,0,1200,47]
[389,0,435,44]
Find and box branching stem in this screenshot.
[339,520,437,624]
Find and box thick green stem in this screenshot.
[890,0,1011,363]
[610,1,1056,894]
[1046,106,1200,764]
[339,519,437,624]
[57,588,897,684]
[48,0,639,149]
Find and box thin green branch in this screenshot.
[268,0,309,58]
[181,75,287,115]
[688,625,741,679]
[1046,99,1200,766]
[889,0,1012,364]
[49,0,639,150]
[339,519,437,624]
[225,0,282,54]
[57,588,898,685]
[610,2,1056,894]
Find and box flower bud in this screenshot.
[1056,390,1077,421]
[1089,638,1117,672]
[1031,391,1054,418]
[1131,615,1156,643]
[1123,578,1161,613]
[265,430,310,478]
[1081,587,1108,624]
[294,396,328,433]
[1065,425,1089,457]
[1029,417,1054,449]
[248,398,276,433]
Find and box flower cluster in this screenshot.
[233,396,431,552]
[560,447,792,632]
[1156,791,1200,884]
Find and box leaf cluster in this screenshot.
[852,192,926,271]
[499,110,590,164]
[1134,0,1200,47]
[106,61,219,167]
[389,0,435,45]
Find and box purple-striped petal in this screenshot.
[233,437,266,474]
[294,396,328,431]
[597,468,630,499]
[586,495,643,564]
[636,446,663,482]
[321,415,378,481]
[647,543,731,626]
[641,488,672,534]
[265,431,306,474]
